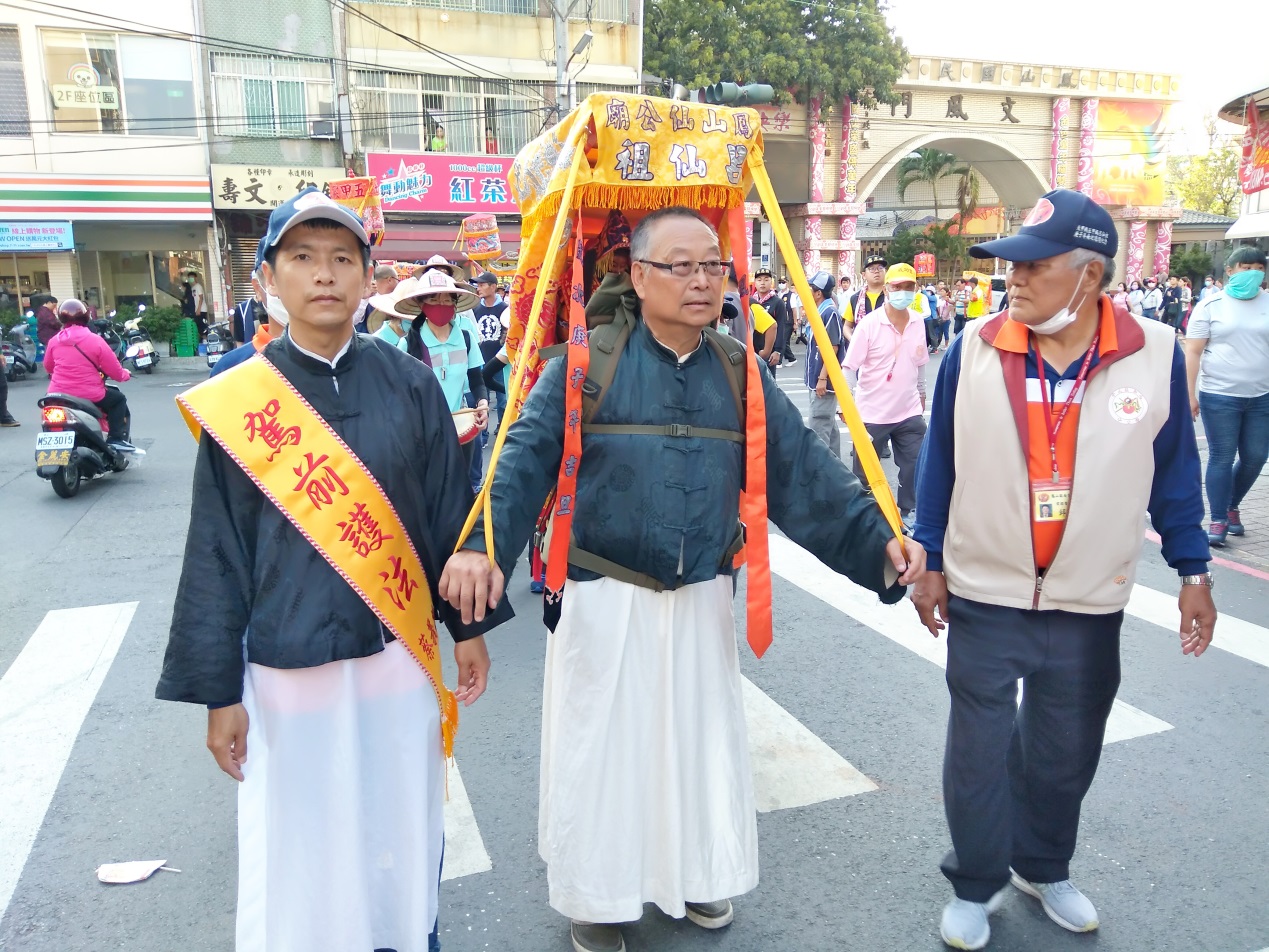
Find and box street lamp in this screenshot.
[567,30,593,67]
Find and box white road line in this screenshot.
[441,761,493,881]
[0,602,138,922]
[742,676,877,812]
[1126,585,1269,670]
[767,536,1173,745]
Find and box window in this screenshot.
[0,26,30,136]
[579,0,631,23]
[353,71,545,155]
[210,52,334,139]
[41,30,196,136]
[369,0,536,15]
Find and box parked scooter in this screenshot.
[2,318,38,380]
[90,315,126,363]
[35,385,142,498]
[120,306,160,374]
[205,319,232,369]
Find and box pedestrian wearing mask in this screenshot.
[912,189,1214,951]
[1184,245,1269,546]
[1126,279,1145,314]
[804,270,846,457]
[1140,277,1163,320]
[843,262,929,527]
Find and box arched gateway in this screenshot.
[746,55,1182,284]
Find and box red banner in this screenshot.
[914,252,937,278]
[366,152,516,214]
[1240,100,1269,195]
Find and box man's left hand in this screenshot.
[886,536,926,587]
[1178,583,1217,657]
[454,635,490,705]
[474,401,489,430]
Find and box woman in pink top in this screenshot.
[44,299,133,444]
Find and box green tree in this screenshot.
[896,149,963,219]
[643,0,908,108]
[1169,246,1214,286]
[1166,142,1242,216]
[926,223,968,281]
[954,166,981,223]
[887,227,928,267]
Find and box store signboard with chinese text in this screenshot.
[0,221,74,252]
[366,153,515,215]
[211,165,347,211]
[50,85,118,110]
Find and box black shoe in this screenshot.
[0,416,19,427]
[685,899,734,929]
[570,921,624,952]
[880,446,892,459]
[108,438,137,452]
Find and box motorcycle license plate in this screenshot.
[207,353,222,365]
[35,431,75,467]
[135,355,152,367]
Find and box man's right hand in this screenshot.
[207,704,249,781]
[911,569,949,637]
[440,549,506,624]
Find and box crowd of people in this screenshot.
[136,186,1243,952]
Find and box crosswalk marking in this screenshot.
[442,762,492,881]
[742,676,877,812]
[0,602,137,922]
[1126,585,1269,670]
[767,536,1174,744]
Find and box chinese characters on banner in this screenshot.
[366,153,515,214]
[1240,100,1269,195]
[211,165,347,210]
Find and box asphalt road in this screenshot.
[1,353,1267,952]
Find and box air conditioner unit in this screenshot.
[309,119,336,139]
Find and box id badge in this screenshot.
[1031,478,1072,523]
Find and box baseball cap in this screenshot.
[885,263,917,284]
[754,266,773,278]
[475,272,498,285]
[808,271,835,294]
[970,188,1118,262]
[864,254,888,269]
[260,187,369,260]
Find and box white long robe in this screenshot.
[539,576,759,923]
[237,640,445,951]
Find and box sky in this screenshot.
[884,0,1263,154]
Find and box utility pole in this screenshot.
[553,1,572,116]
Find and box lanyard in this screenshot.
[1032,333,1099,482]
[884,317,908,381]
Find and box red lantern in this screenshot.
[914,252,937,278]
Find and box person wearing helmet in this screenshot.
[43,298,134,448]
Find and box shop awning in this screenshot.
[1225,212,1269,240]
[0,173,213,221]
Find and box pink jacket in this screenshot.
[44,324,130,402]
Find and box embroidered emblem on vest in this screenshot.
[1109,387,1147,424]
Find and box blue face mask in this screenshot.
[1225,269,1265,301]
[887,290,916,310]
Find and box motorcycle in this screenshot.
[91,315,126,363]
[204,319,232,369]
[120,306,159,374]
[35,385,142,498]
[2,319,38,380]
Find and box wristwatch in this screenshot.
[1180,573,1214,588]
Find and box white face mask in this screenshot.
[1027,264,1088,335]
[887,290,916,310]
[265,292,290,327]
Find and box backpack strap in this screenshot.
[702,326,747,426]
[583,422,743,443]
[579,312,632,423]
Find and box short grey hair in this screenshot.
[1068,248,1115,289]
[373,264,397,281]
[630,206,715,262]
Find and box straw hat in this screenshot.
[370,272,478,318]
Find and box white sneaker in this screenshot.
[1010,871,1099,932]
[939,888,1006,950]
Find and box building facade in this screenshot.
[0,1,214,317]
[1219,86,1269,245]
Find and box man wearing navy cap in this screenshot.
[909,189,1216,950]
[158,188,509,952]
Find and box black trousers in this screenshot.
[95,389,130,442]
[0,363,10,418]
[851,414,927,513]
[941,596,1122,901]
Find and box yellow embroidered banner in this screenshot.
[177,355,458,756]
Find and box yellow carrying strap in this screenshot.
[177,354,459,758]
[746,152,906,546]
[457,130,591,562]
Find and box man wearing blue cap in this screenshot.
[157,188,509,952]
[909,189,1216,950]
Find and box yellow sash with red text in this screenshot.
[176,354,458,757]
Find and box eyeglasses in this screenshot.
[637,258,732,278]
